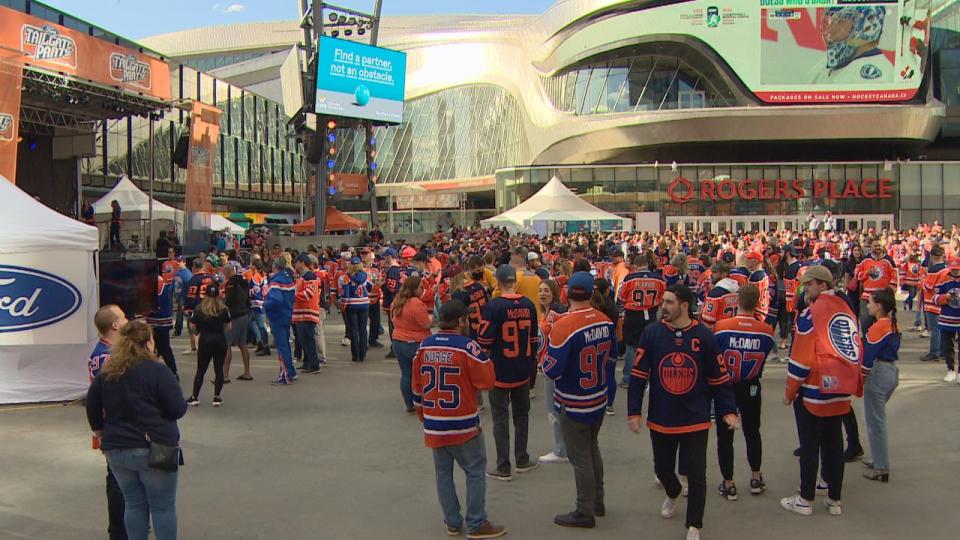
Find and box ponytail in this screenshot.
[871,288,899,335]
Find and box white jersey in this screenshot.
[806,53,892,85]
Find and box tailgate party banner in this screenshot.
[551,0,929,103]
[0,5,171,101]
[0,57,22,183]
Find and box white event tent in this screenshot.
[0,176,100,404]
[481,177,632,235]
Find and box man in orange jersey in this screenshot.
[781,265,863,517]
[412,300,505,540]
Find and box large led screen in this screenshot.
[315,36,407,123]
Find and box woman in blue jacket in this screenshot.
[340,256,373,362]
[86,320,187,540]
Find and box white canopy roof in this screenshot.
[92,176,182,222]
[481,177,631,232]
[210,214,245,235]
[0,176,98,253]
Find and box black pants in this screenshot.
[651,429,708,529]
[779,309,795,341]
[369,304,381,344]
[193,338,226,398]
[295,322,320,370]
[717,380,762,480]
[106,465,127,540]
[109,223,120,248]
[943,330,958,371]
[842,408,861,452]
[153,326,178,377]
[559,412,604,516]
[796,403,844,502]
[489,385,531,472]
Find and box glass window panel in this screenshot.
[899,164,921,209]
[573,69,591,115]
[921,163,943,201]
[945,163,960,202]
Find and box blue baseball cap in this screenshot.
[495,264,516,283]
[350,256,362,265]
[568,271,595,297]
[383,247,398,258]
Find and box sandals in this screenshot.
[237,374,254,381]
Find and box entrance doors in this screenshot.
[664,214,895,234]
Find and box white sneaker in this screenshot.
[539,451,568,464]
[680,475,689,497]
[920,330,931,338]
[654,475,662,488]
[686,527,701,540]
[341,337,350,346]
[944,370,957,383]
[780,494,813,516]
[661,496,678,518]
[824,498,842,516]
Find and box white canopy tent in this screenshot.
[0,176,100,404]
[481,177,632,235]
[210,214,245,235]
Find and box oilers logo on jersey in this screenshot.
[659,352,698,395]
[868,265,883,280]
[949,288,960,309]
[828,313,861,363]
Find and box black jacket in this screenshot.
[86,360,187,450]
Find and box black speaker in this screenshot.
[173,133,189,169]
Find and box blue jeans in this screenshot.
[864,361,899,471]
[393,340,419,409]
[248,311,268,347]
[432,433,488,533]
[346,307,369,361]
[925,312,942,357]
[270,319,296,383]
[543,376,566,457]
[104,448,178,540]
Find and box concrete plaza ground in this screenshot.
[1,318,957,540]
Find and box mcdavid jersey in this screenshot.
[88,339,112,381]
[412,331,495,449]
[542,307,616,424]
[713,315,775,383]
[184,272,214,312]
[618,270,666,312]
[451,280,490,340]
[477,294,539,388]
[628,321,737,434]
[786,291,863,418]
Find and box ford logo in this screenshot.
[0,265,82,332]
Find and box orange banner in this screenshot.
[335,172,369,196]
[0,6,170,101]
[0,59,22,183]
[184,102,222,217]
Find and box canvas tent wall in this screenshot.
[92,176,182,249]
[481,177,632,234]
[0,176,100,404]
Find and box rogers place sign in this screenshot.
[666,177,895,205]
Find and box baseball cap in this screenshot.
[400,246,417,259]
[495,264,516,283]
[413,252,429,263]
[568,271,595,297]
[949,257,960,270]
[534,267,550,281]
[383,247,398,258]
[205,283,220,297]
[527,251,540,261]
[350,256,361,265]
[439,299,469,323]
[798,265,834,285]
[609,247,624,258]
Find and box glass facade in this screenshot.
[546,53,734,114]
[496,162,960,229]
[330,84,528,184]
[83,64,305,206]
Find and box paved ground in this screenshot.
[1,318,958,540]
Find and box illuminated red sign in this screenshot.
[667,177,894,205]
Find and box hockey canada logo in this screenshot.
[0,113,14,142]
[21,24,78,69]
[659,352,698,395]
[827,314,860,363]
[109,53,152,90]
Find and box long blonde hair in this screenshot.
[197,293,227,319]
[101,320,155,382]
[392,275,422,320]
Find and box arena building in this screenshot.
[11,0,960,233]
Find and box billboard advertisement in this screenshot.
[551,0,930,104]
[315,36,407,123]
[0,5,171,102]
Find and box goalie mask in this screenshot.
[822,6,886,70]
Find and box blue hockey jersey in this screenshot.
[263,271,295,324]
[146,277,173,329]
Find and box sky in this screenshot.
[40,0,558,39]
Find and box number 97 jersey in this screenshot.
[712,315,775,383]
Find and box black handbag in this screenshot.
[118,376,181,472]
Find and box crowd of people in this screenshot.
[84,220,960,540]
